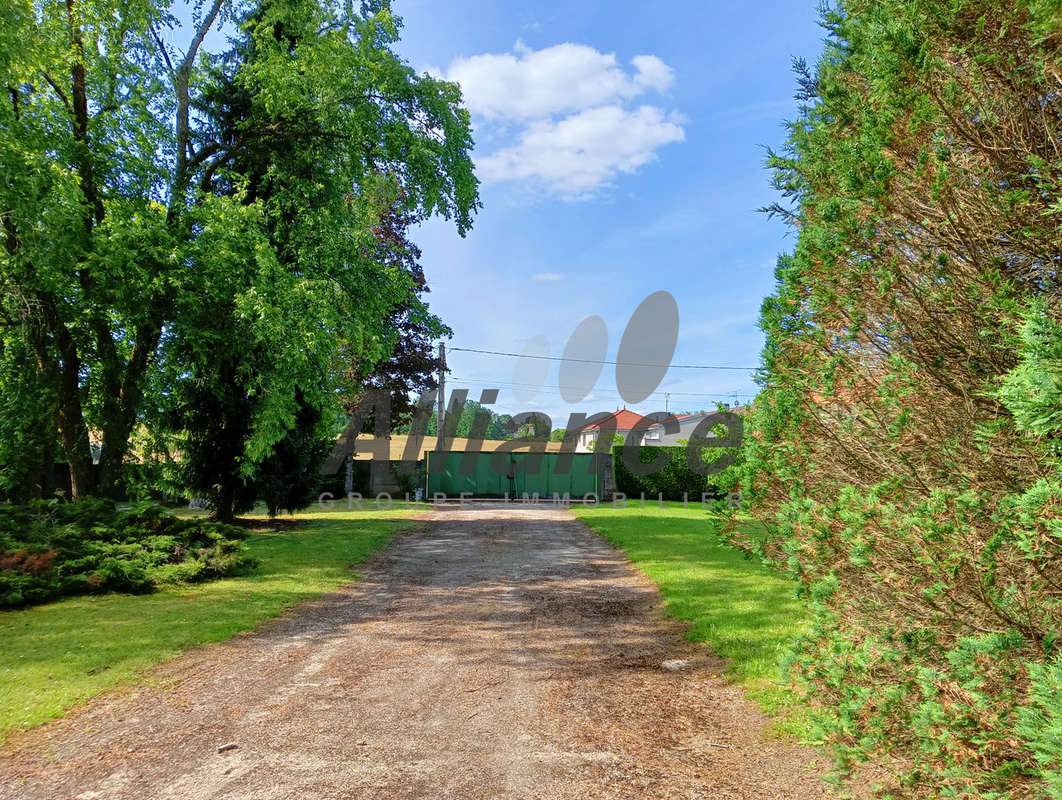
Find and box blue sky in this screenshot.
[390,0,826,426]
[173,0,826,427]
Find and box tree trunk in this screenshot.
[95,445,124,500]
[56,336,94,500]
[95,321,164,499]
[39,432,57,500]
[212,483,235,524]
[51,0,98,501]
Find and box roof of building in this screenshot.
[642,406,752,431]
[643,412,707,430]
[351,434,566,461]
[576,409,648,432]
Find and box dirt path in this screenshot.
[0,504,835,800]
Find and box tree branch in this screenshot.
[149,24,176,84]
[41,72,73,115]
[177,0,225,80]
[169,0,226,220]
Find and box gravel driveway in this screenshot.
[0,504,834,799]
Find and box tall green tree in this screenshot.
[0,0,477,504]
[2,0,228,498]
[165,0,475,520]
[343,202,451,428]
[742,2,1062,796]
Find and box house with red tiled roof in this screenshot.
[571,408,650,452]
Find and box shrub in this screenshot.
[612,440,741,502]
[0,498,256,608]
[1019,659,1062,800]
[612,445,720,501]
[741,1,1062,796]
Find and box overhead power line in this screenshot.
[448,376,756,400]
[448,346,757,371]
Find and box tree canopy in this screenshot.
[0,0,478,512]
[742,2,1062,795]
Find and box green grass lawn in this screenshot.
[571,502,808,726]
[0,504,424,744]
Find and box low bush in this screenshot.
[0,498,256,607]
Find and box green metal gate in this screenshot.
[425,451,601,498]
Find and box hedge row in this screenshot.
[612,446,728,501]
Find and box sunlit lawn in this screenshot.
[0,504,425,743]
[571,502,809,727]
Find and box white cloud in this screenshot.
[531,272,565,281]
[478,105,685,198]
[446,42,672,120]
[631,55,675,91]
[442,42,684,198]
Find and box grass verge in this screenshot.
[0,505,422,744]
[571,502,809,732]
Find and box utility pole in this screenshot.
[436,342,446,453]
[665,392,670,415]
